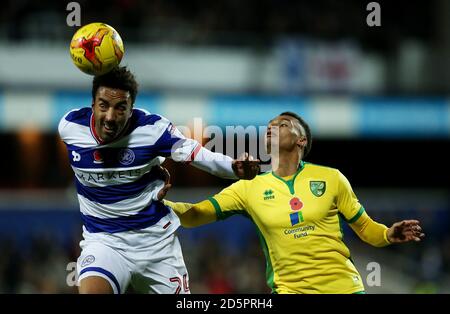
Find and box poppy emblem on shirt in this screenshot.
[118,148,135,165]
[93,150,104,164]
[289,197,303,211]
[289,197,304,226]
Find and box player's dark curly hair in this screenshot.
[279,111,312,158]
[92,66,139,104]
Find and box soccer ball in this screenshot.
[70,22,124,76]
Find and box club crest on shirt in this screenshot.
[310,181,326,197]
[81,255,95,267]
[118,148,135,165]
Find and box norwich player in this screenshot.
[164,112,425,294]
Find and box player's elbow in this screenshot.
[179,210,216,228]
[368,241,388,248]
[179,218,200,228]
[179,211,204,228]
[358,235,389,248]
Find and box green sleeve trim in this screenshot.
[208,197,249,220]
[208,197,224,220]
[347,206,366,224]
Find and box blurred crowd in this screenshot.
[0,227,269,294]
[0,233,78,293]
[0,208,449,294]
[0,0,432,50]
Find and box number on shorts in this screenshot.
[169,274,189,294]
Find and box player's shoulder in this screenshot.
[302,162,341,178]
[255,171,272,180]
[58,107,91,139]
[132,108,171,128]
[60,107,91,126]
[240,171,272,187]
[234,171,288,198]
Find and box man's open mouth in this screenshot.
[103,124,116,134]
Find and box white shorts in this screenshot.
[76,211,190,294]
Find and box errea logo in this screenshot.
[263,189,275,200]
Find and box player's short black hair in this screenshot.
[279,111,312,158]
[92,66,138,105]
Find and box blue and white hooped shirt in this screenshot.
[58,107,203,234]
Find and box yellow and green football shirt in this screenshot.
[208,161,366,294]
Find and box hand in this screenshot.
[387,220,425,243]
[232,153,261,180]
[152,166,172,201]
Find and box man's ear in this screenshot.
[91,101,95,111]
[297,136,307,150]
[129,105,133,118]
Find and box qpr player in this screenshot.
[58,66,260,294]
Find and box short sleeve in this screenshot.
[209,180,249,220]
[336,170,365,223]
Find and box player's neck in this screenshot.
[271,150,301,177]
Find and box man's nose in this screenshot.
[105,108,116,121]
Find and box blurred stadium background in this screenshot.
[0,0,449,293]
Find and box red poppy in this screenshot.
[289,197,303,211]
[93,150,103,162]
